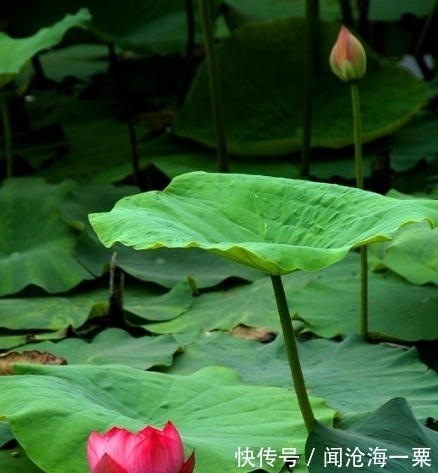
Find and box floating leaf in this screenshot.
[143,274,281,334]
[89,172,438,275]
[124,278,193,322]
[174,18,427,156]
[0,364,335,473]
[0,178,93,296]
[290,264,438,341]
[0,292,98,331]
[0,280,192,332]
[168,332,438,425]
[16,329,179,370]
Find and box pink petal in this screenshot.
[127,430,184,473]
[338,26,350,62]
[92,453,129,473]
[138,424,162,438]
[87,431,109,470]
[179,451,195,473]
[87,428,143,471]
[162,421,184,448]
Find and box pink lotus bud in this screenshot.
[329,26,366,81]
[87,421,195,473]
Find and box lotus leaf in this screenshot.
[0,9,91,88]
[174,18,427,156]
[89,172,438,275]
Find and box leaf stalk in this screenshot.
[270,275,314,433]
[301,0,319,178]
[198,0,229,173]
[350,80,368,338]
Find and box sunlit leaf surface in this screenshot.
[89,172,438,275]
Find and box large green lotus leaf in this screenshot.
[168,332,438,426]
[0,364,335,473]
[89,172,438,276]
[59,183,262,288]
[0,9,91,88]
[290,267,438,341]
[307,398,438,473]
[369,221,438,286]
[17,328,180,369]
[174,18,427,156]
[0,178,93,296]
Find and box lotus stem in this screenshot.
[198,0,229,173]
[0,90,13,178]
[301,0,319,178]
[270,275,314,433]
[350,80,368,338]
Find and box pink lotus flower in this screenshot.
[87,421,195,473]
[329,26,366,81]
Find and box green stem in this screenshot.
[0,90,13,178]
[350,80,368,338]
[270,275,314,433]
[350,81,363,189]
[198,0,229,173]
[301,0,319,178]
